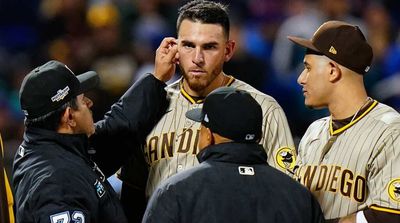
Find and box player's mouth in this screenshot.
[189,69,207,77]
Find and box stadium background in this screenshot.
[1,0,400,186]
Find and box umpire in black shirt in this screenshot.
[143,87,325,223]
[12,59,172,223]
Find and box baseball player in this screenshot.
[0,133,14,223]
[288,20,400,222]
[118,1,295,221]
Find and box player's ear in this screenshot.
[65,107,77,127]
[58,107,75,132]
[328,61,341,83]
[224,39,236,62]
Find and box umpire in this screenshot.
[12,60,171,223]
[142,87,324,223]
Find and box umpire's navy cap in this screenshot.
[186,87,262,143]
[288,20,373,74]
[19,60,99,119]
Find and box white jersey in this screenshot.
[296,101,400,219]
[144,76,295,196]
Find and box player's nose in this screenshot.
[297,69,306,85]
[192,48,204,65]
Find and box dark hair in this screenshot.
[25,97,78,131]
[177,0,230,38]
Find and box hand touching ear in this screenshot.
[154,37,179,82]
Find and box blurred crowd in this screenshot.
[1,0,400,174]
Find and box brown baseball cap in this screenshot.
[288,20,373,74]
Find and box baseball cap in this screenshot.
[19,60,99,119]
[186,87,262,143]
[287,20,373,74]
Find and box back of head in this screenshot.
[177,0,230,38]
[19,60,98,130]
[186,87,262,143]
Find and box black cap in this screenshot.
[19,60,99,119]
[288,20,373,74]
[186,87,262,143]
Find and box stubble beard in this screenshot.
[180,66,219,93]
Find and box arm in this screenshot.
[262,105,296,172]
[90,37,178,177]
[27,175,95,223]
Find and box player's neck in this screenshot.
[329,92,369,120]
[183,72,229,97]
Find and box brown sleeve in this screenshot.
[364,208,400,223]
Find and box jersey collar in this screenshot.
[329,100,378,136]
[180,76,235,104]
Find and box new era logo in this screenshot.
[329,46,337,55]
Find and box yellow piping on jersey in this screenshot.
[370,205,400,215]
[329,100,378,136]
[179,76,235,104]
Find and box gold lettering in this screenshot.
[177,129,193,153]
[340,169,353,198]
[315,165,328,191]
[148,136,159,162]
[161,133,174,159]
[302,165,317,189]
[328,166,341,193]
[354,175,366,202]
[325,165,335,191]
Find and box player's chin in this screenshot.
[187,79,208,91]
[305,101,325,110]
[304,99,316,109]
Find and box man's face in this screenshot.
[297,54,332,109]
[71,94,95,136]
[177,19,234,94]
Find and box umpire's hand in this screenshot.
[154,37,179,82]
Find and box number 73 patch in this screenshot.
[50,211,85,223]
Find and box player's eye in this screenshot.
[203,44,217,50]
[182,43,195,49]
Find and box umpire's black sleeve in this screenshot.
[90,73,169,177]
